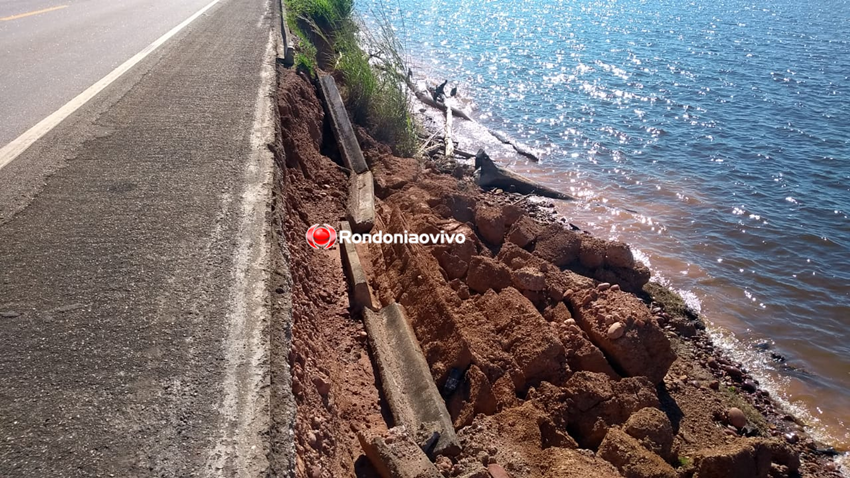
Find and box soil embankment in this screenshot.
[269,66,844,477]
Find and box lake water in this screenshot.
[359,0,850,451]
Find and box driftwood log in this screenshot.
[474,149,573,200]
[488,128,541,162]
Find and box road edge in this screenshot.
[204,6,282,476]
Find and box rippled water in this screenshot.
[360,0,850,449]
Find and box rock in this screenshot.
[532,225,581,267]
[502,204,524,227]
[359,427,443,478]
[598,428,677,478]
[511,267,546,292]
[438,252,469,280]
[505,216,543,249]
[467,256,512,294]
[447,365,498,428]
[605,241,635,269]
[546,303,618,379]
[726,408,747,429]
[690,438,800,478]
[487,464,511,478]
[607,322,626,340]
[579,236,607,269]
[475,206,506,245]
[534,372,660,449]
[597,282,612,291]
[623,408,675,461]
[570,289,676,385]
[0,311,20,318]
[474,288,566,385]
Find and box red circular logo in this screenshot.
[306,224,337,250]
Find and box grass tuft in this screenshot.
[283,0,417,156]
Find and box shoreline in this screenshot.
[272,63,846,476]
[407,67,850,453]
[274,1,846,474]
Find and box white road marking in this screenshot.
[0,0,224,172]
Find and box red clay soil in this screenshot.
[274,68,388,478]
[272,66,843,478]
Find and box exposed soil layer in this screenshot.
[273,68,387,478]
[272,67,844,477]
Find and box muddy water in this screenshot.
[360,0,850,451]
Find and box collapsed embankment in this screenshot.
[268,64,844,477]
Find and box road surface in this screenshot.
[0,0,279,475]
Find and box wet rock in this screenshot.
[511,267,546,292]
[467,256,512,293]
[623,407,675,462]
[605,241,635,269]
[475,206,506,245]
[598,428,677,478]
[579,236,607,269]
[532,225,581,267]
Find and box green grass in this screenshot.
[677,456,692,468]
[283,0,417,156]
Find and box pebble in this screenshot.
[785,432,799,444]
[742,380,757,393]
[597,282,611,291]
[0,311,20,318]
[726,407,747,428]
[610,284,620,291]
[607,322,626,340]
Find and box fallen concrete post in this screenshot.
[364,303,460,457]
[358,427,442,478]
[339,221,373,310]
[346,171,375,233]
[318,75,369,174]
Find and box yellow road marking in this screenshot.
[1,5,68,21]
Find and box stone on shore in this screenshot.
[570,288,675,385]
[532,225,581,267]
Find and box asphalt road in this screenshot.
[0,0,278,475]
[0,0,215,148]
